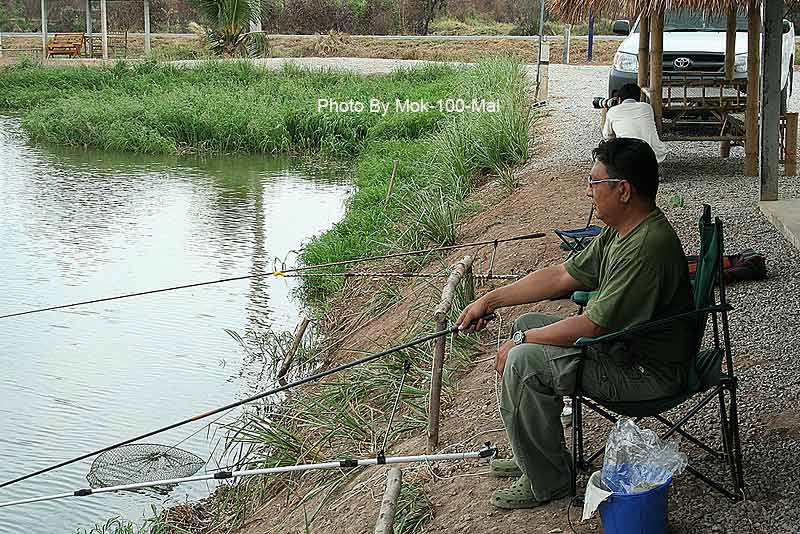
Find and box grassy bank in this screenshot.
[1,58,533,533]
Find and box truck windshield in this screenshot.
[633,8,748,32]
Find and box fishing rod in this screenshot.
[0,314,496,491]
[283,271,522,280]
[0,233,543,320]
[0,445,497,509]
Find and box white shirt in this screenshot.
[602,99,667,163]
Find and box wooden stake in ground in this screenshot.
[374,468,402,534]
[637,15,649,89]
[785,113,798,176]
[537,42,550,102]
[428,256,473,453]
[649,8,664,134]
[721,6,736,158]
[277,317,311,385]
[384,160,398,208]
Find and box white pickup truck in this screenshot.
[608,9,795,110]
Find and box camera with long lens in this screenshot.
[592,96,621,109]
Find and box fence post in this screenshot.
[428,256,473,453]
[562,23,571,64]
[277,317,311,385]
[374,468,403,534]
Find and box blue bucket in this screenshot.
[596,465,672,534]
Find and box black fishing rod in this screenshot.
[0,233,543,320]
[0,314,495,491]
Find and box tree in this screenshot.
[186,0,262,56]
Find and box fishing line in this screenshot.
[379,360,411,456]
[0,314,495,491]
[0,446,498,509]
[0,233,544,320]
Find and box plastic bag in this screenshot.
[601,419,687,494]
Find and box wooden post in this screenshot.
[277,317,311,385]
[785,113,798,176]
[650,9,664,133]
[637,15,649,89]
[384,160,398,208]
[40,0,47,58]
[563,23,571,64]
[143,0,151,55]
[428,256,474,453]
[85,0,93,57]
[537,42,549,102]
[721,6,736,158]
[760,0,782,200]
[374,468,402,534]
[745,0,761,177]
[100,0,108,60]
[464,263,475,302]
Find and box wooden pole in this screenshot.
[143,0,151,55]
[563,23,571,64]
[428,256,474,453]
[277,317,311,385]
[649,9,664,133]
[785,113,798,176]
[637,15,650,89]
[721,6,737,158]
[374,468,402,534]
[428,317,447,454]
[40,0,47,58]
[85,0,92,57]
[384,160,398,208]
[745,0,761,177]
[760,0,782,200]
[100,0,108,60]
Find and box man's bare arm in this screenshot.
[523,314,606,347]
[456,264,585,332]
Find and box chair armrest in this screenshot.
[571,290,597,307]
[574,304,733,347]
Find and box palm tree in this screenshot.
[187,0,264,57]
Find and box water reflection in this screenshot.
[0,117,351,533]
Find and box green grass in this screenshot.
[299,58,534,301]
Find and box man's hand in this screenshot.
[455,297,493,335]
[495,339,515,375]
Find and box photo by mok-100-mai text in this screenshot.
[317,97,501,115]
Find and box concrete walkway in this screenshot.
[760,200,800,251]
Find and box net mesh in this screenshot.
[87,444,205,488]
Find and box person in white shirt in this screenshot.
[602,83,667,164]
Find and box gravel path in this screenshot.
[541,64,800,533]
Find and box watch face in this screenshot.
[513,331,524,344]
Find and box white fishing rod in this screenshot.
[0,444,497,509]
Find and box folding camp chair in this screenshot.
[555,205,603,255]
[568,204,744,500]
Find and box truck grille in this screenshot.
[663,53,725,74]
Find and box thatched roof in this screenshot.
[547,0,749,24]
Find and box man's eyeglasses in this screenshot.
[586,176,624,187]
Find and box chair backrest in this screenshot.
[692,204,722,346]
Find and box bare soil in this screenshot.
[0,34,618,66]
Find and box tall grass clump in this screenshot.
[300,57,534,302]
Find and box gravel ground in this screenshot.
[540,64,800,533]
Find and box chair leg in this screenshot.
[571,393,579,496]
[726,381,746,497]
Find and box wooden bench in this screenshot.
[88,31,128,59]
[47,33,85,58]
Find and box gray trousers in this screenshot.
[500,313,684,501]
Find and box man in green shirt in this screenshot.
[456,138,694,509]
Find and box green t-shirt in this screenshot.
[564,208,695,368]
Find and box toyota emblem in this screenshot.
[673,57,692,69]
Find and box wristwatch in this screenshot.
[512,330,526,346]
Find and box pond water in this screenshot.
[0,117,351,533]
